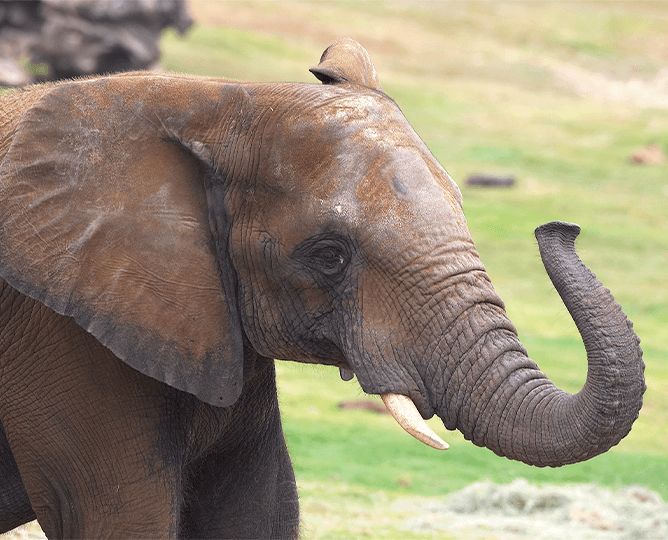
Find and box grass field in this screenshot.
[3,1,667,539]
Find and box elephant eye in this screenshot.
[294,236,351,283]
[313,246,347,276]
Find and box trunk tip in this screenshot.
[534,221,581,243]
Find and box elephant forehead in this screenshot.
[247,86,467,241]
[307,145,460,245]
[301,127,461,216]
[356,146,460,213]
[348,147,475,267]
[320,97,463,214]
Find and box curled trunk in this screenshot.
[387,221,645,467]
[461,221,644,466]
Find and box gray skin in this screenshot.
[0,38,644,539]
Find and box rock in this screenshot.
[0,0,192,86]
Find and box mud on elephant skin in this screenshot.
[0,38,644,538]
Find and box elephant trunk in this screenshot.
[385,221,645,467]
[463,221,644,466]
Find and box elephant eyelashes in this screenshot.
[294,236,351,284]
[314,247,346,274]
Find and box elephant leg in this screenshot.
[0,301,183,539]
[0,421,36,534]
[270,440,301,540]
[179,359,299,540]
[180,434,299,539]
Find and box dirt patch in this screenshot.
[551,63,668,109]
[339,399,389,414]
[397,479,668,539]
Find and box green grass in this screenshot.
[161,25,312,82]
[160,1,668,537]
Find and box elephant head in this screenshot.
[0,38,644,467]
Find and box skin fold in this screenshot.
[0,38,644,539]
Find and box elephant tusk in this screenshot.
[380,393,449,450]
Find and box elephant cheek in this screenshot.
[233,252,333,362]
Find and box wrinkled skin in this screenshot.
[0,39,644,539]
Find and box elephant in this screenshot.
[0,38,644,539]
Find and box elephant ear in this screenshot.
[309,38,383,91]
[0,76,245,407]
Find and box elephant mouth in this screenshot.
[334,353,448,450]
[335,362,449,450]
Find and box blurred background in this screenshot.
[0,0,192,85]
[2,1,667,539]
